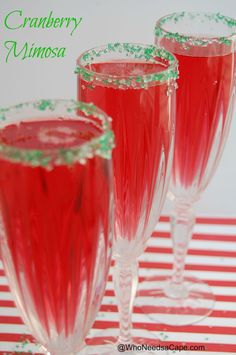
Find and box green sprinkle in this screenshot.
[34,99,55,111]
[0,100,114,168]
[76,43,178,89]
[155,12,236,47]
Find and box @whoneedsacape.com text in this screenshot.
[117,343,206,352]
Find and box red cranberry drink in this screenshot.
[0,100,114,354]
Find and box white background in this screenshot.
[0,0,236,217]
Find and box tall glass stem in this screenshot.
[113,259,138,343]
[166,199,195,299]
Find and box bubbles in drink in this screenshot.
[38,126,78,145]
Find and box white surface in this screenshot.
[0,0,236,216]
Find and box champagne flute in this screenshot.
[139,11,236,326]
[0,99,114,355]
[76,43,178,354]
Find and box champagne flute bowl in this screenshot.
[0,99,114,355]
[76,43,178,354]
[138,11,236,327]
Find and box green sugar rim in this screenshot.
[75,43,178,89]
[155,12,236,47]
[0,99,114,168]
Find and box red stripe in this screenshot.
[215,294,236,302]
[0,316,22,324]
[159,216,171,222]
[0,285,10,292]
[206,279,236,287]
[137,304,236,317]
[196,217,236,225]
[159,215,236,225]
[152,231,170,238]
[0,300,15,307]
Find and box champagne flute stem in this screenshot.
[113,259,138,344]
[169,200,195,297]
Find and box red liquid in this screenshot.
[78,62,173,250]
[171,49,234,191]
[0,119,112,341]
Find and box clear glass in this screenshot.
[76,43,178,354]
[142,11,236,326]
[0,99,114,355]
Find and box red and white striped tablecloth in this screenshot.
[0,216,236,354]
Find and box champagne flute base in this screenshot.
[136,275,215,326]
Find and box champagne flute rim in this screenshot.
[0,99,114,168]
[75,42,178,89]
[155,11,236,46]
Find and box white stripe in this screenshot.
[95,311,236,328]
[0,341,41,352]
[105,281,236,296]
[82,345,228,355]
[0,307,20,316]
[89,327,236,345]
[0,292,14,301]
[147,236,236,252]
[0,302,236,325]
[0,277,8,285]
[1,267,236,286]
[155,222,236,235]
[0,271,236,303]
[138,268,236,281]
[140,252,236,267]
[0,323,29,333]
[101,295,236,311]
